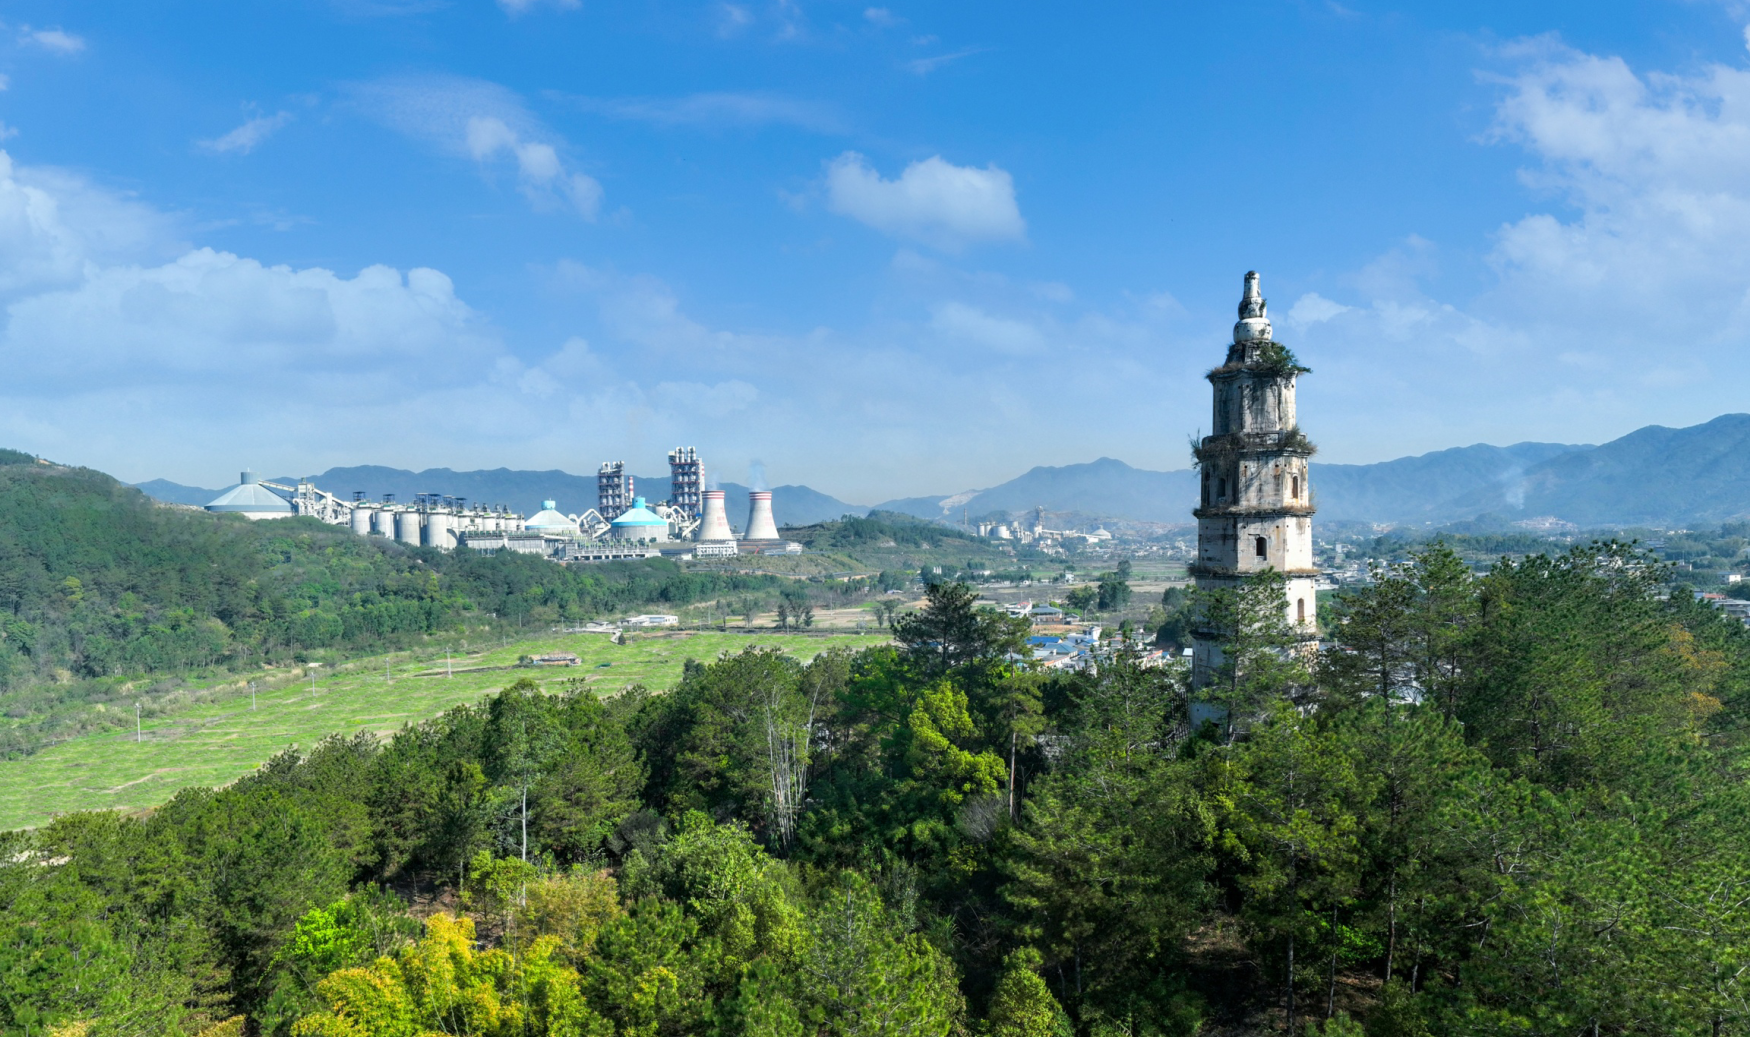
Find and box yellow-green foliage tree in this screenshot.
[291,913,604,1037]
[985,948,1070,1037]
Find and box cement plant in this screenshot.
[201,444,803,563]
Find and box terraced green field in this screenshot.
[0,629,889,831]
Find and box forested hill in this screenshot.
[12,550,1750,1034]
[781,510,989,551]
[0,458,786,756]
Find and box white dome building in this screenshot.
[205,472,294,520]
[609,497,670,541]
[524,500,580,534]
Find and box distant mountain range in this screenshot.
[134,414,1750,531]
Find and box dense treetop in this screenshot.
[9,538,1750,1036]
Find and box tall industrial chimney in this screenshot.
[745,490,779,541]
[698,489,734,542]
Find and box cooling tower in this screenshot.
[698,490,734,542]
[745,491,779,541]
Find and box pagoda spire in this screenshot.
[1233,270,1272,345]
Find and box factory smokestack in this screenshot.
[745,490,779,541]
[698,489,734,542]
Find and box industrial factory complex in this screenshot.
[202,447,802,564]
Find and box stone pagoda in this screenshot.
[1190,271,1318,691]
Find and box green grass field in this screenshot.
[0,629,890,831]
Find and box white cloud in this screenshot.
[929,302,1046,354]
[1237,37,1750,463]
[350,75,602,218]
[199,112,293,155]
[0,150,1207,499]
[552,261,736,352]
[20,27,85,54]
[906,47,987,76]
[650,379,759,418]
[824,151,1024,251]
[0,152,181,297]
[541,336,602,379]
[7,251,496,390]
[1474,38,1750,349]
[0,151,682,484]
[716,4,753,37]
[1284,292,1351,327]
[864,7,898,27]
[0,74,10,91]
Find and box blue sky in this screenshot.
[1,1,1748,501]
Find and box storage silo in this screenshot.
[372,508,396,537]
[396,509,422,545]
[424,510,453,549]
[745,491,779,541]
[698,490,734,542]
[350,505,373,536]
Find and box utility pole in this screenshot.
[250,681,256,710]
[446,649,452,678]
[136,702,142,744]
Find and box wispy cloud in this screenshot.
[930,302,1046,354]
[198,112,294,155]
[498,0,581,13]
[907,47,987,76]
[864,7,899,27]
[563,91,843,133]
[348,75,602,218]
[716,4,753,37]
[19,26,85,55]
[825,151,1025,251]
[1284,292,1351,328]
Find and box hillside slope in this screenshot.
[1439,413,1750,525]
[0,460,794,756]
[1313,441,1583,523]
[959,457,1197,523]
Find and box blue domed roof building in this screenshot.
[609,497,669,541]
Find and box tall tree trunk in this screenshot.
[1327,905,1339,1018]
[1286,932,1295,1036]
[1385,873,1397,982]
[1009,730,1018,820]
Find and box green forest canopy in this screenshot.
[10,543,1750,1036]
